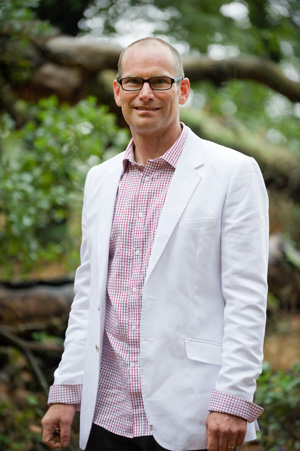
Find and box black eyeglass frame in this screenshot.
[116,76,184,91]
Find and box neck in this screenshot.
[131,124,182,166]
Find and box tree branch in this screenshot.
[0,284,73,327]
[0,328,49,395]
[183,56,300,103]
[6,35,299,102]
[44,36,122,72]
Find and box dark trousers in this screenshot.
[85,424,208,451]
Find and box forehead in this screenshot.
[121,44,176,77]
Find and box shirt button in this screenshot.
[132,324,136,331]
[135,249,140,256]
[130,362,135,368]
[144,177,150,182]
[132,287,137,293]
[138,212,143,218]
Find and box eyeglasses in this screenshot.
[117,76,183,91]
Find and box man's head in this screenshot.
[113,37,190,139]
[117,37,185,79]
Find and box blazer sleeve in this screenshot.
[213,156,269,413]
[50,170,93,387]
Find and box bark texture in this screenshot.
[2,35,300,102]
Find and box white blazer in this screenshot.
[53,127,269,450]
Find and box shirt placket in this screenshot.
[127,162,154,435]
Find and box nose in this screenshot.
[138,81,155,100]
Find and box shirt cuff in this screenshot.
[208,389,264,423]
[48,384,82,411]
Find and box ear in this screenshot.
[179,78,190,106]
[113,80,122,107]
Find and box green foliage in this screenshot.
[31,331,64,346]
[32,0,92,36]
[0,0,52,36]
[0,0,53,85]
[284,236,300,269]
[0,343,81,450]
[0,0,39,25]
[0,398,42,450]
[0,346,63,451]
[190,79,300,155]
[0,96,129,279]
[256,362,300,450]
[80,0,300,62]
[79,0,300,154]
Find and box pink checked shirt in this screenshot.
[49,124,263,437]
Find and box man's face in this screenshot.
[113,44,189,137]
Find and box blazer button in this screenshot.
[150,425,153,431]
[95,345,99,352]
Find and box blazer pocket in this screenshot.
[177,218,217,230]
[185,338,222,366]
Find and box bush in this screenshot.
[0,96,129,278]
[256,362,300,450]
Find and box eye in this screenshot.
[129,78,140,84]
[150,77,171,89]
[124,78,141,86]
[156,78,168,84]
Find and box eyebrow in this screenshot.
[121,74,172,78]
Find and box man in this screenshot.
[42,37,269,451]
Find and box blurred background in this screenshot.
[0,0,299,449]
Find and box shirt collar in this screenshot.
[122,122,188,172]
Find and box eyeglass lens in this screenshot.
[122,77,173,91]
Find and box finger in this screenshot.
[206,425,219,451]
[226,444,236,451]
[218,428,237,451]
[218,431,229,451]
[42,425,63,449]
[207,434,219,451]
[236,427,247,447]
[59,420,71,448]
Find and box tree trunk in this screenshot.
[5,35,299,102]
[0,234,299,331]
[0,284,73,328]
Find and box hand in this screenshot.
[41,403,76,449]
[205,412,247,451]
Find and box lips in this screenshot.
[134,106,159,111]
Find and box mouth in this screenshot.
[134,106,160,111]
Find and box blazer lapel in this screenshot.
[96,156,124,268]
[144,133,205,285]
